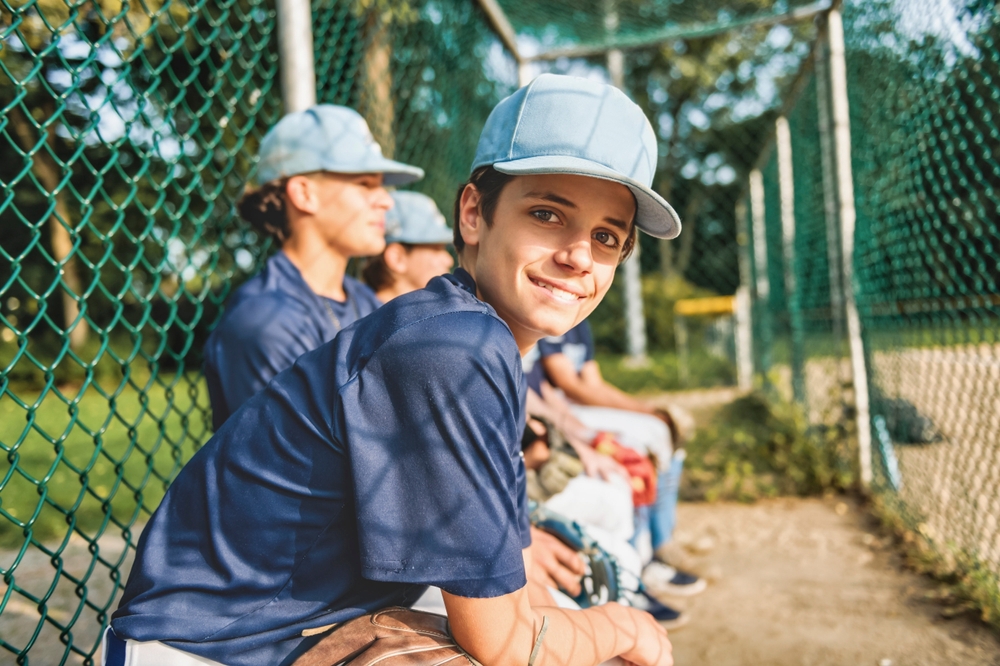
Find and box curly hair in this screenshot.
[236,178,291,242]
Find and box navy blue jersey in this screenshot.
[204,252,382,429]
[112,269,529,665]
[537,319,595,374]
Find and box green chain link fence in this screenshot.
[746,0,1000,622]
[4,0,1000,662]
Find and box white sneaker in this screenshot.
[642,560,707,597]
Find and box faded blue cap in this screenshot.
[385,191,453,245]
[257,105,424,186]
[472,74,680,239]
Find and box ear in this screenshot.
[458,184,484,249]
[382,242,408,274]
[284,175,320,215]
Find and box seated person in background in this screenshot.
[536,319,706,598]
[106,73,679,666]
[203,105,422,429]
[361,190,456,304]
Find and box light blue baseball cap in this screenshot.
[385,191,453,245]
[256,105,424,186]
[472,74,680,239]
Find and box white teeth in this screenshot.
[532,279,581,303]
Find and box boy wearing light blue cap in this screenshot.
[108,74,680,666]
[203,105,424,429]
[362,191,455,303]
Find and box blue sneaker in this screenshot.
[636,589,690,630]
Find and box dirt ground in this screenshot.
[665,496,1000,666]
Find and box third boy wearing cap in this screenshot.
[203,106,423,429]
[362,191,455,303]
[108,74,681,666]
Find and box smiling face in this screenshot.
[458,173,636,352]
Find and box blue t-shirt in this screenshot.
[522,345,545,395]
[112,269,530,665]
[203,252,382,430]
[537,319,595,375]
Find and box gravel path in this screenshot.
[666,497,1000,666]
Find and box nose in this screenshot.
[372,186,393,211]
[553,234,594,275]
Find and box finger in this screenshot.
[550,566,582,596]
[553,546,587,575]
[529,562,557,588]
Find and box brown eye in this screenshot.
[595,231,619,248]
[532,210,555,222]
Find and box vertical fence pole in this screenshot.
[735,198,755,391]
[776,116,806,404]
[814,35,846,354]
[749,168,772,378]
[828,7,873,487]
[608,45,648,364]
[277,0,317,113]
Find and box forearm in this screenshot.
[529,603,641,666]
[590,382,655,414]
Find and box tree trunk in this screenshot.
[10,106,89,350]
[657,92,691,276]
[360,12,395,157]
[674,187,706,276]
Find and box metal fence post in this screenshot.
[735,198,754,391]
[814,35,846,356]
[608,45,649,364]
[776,116,806,404]
[749,168,772,378]
[827,7,873,487]
[277,0,317,113]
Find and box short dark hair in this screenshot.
[361,243,415,291]
[237,178,291,243]
[451,166,638,262]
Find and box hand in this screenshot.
[572,439,630,482]
[529,526,586,597]
[608,603,674,666]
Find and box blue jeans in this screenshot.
[632,450,685,555]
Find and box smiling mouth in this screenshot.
[529,277,585,304]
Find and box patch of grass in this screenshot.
[0,375,211,548]
[681,391,856,502]
[869,492,1000,633]
[596,351,735,394]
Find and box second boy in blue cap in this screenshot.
[108,74,681,666]
[203,105,424,429]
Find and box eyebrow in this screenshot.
[524,190,631,233]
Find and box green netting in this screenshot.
[0,0,280,660]
[747,0,1000,605]
[498,0,828,57]
[845,0,1000,572]
[312,0,517,217]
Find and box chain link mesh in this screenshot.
[1,0,281,660]
[746,0,1000,608]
